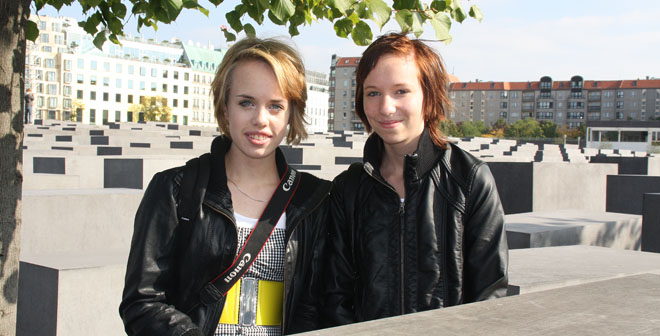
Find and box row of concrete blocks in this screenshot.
[17,188,660,335]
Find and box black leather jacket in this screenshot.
[120,136,331,336]
[323,129,508,325]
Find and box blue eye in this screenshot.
[269,104,285,111]
[366,91,380,97]
[238,100,254,108]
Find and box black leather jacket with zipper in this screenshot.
[119,136,331,336]
[323,129,508,326]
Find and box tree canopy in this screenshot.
[27,0,482,48]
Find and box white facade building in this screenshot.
[25,15,223,127]
[304,70,329,133]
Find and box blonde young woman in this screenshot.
[120,38,330,336]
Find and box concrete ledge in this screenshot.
[508,246,660,294]
[505,210,641,250]
[305,274,660,335]
[643,193,660,253]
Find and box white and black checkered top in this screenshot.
[214,212,286,336]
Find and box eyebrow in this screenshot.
[235,94,287,104]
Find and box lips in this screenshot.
[379,120,402,129]
[246,132,271,145]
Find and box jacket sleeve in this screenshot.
[119,171,204,336]
[321,173,358,327]
[463,163,509,302]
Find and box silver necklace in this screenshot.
[227,178,267,203]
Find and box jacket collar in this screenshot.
[205,135,289,207]
[363,128,446,180]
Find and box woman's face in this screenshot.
[225,60,290,160]
[362,53,425,148]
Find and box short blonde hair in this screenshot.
[211,37,308,145]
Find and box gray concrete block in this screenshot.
[280,146,303,164]
[505,210,641,250]
[104,158,143,189]
[590,155,650,175]
[90,135,109,145]
[488,162,533,214]
[21,189,142,256]
[97,146,122,156]
[33,157,65,174]
[170,141,193,149]
[17,253,127,336]
[606,175,660,214]
[642,193,660,253]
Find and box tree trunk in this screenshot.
[0,0,30,334]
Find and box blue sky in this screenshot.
[38,0,660,81]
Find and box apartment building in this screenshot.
[305,70,330,133]
[449,76,660,128]
[25,15,223,127]
[328,55,361,132]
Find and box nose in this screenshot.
[380,94,396,116]
[252,105,268,126]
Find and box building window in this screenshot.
[115,94,121,102]
[90,109,96,124]
[566,112,584,119]
[128,65,134,74]
[116,79,122,88]
[173,85,178,94]
[128,80,133,89]
[77,90,83,99]
[77,59,84,69]
[568,101,584,109]
[140,67,146,76]
[90,75,97,85]
[47,97,57,108]
[571,91,583,98]
[617,90,624,98]
[91,60,97,70]
[616,112,624,119]
[151,68,157,77]
[184,72,189,81]
[116,64,122,73]
[500,102,508,108]
[64,60,72,71]
[173,71,179,80]
[173,99,178,107]
[500,111,507,118]
[103,92,109,101]
[90,91,96,100]
[184,86,189,94]
[63,86,71,97]
[183,100,189,108]
[162,84,167,92]
[162,70,168,78]
[537,101,553,109]
[128,95,133,104]
[617,101,624,109]
[104,62,110,71]
[103,77,109,87]
[140,81,145,90]
[151,82,157,92]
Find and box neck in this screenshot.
[380,133,421,174]
[225,145,280,185]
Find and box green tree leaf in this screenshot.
[430,0,447,12]
[93,32,107,50]
[449,1,467,23]
[111,2,127,18]
[365,0,391,29]
[334,18,353,38]
[469,5,483,22]
[393,0,416,10]
[271,0,296,22]
[394,9,413,32]
[162,0,184,19]
[25,20,39,42]
[226,10,244,32]
[430,11,451,42]
[222,28,237,41]
[329,0,352,15]
[411,11,424,37]
[351,20,373,46]
[243,23,256,37]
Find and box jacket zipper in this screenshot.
[364,167,406,316]
[398,200,405,315]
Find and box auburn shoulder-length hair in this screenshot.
[211,37,308,145]
[355,33,451,148]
